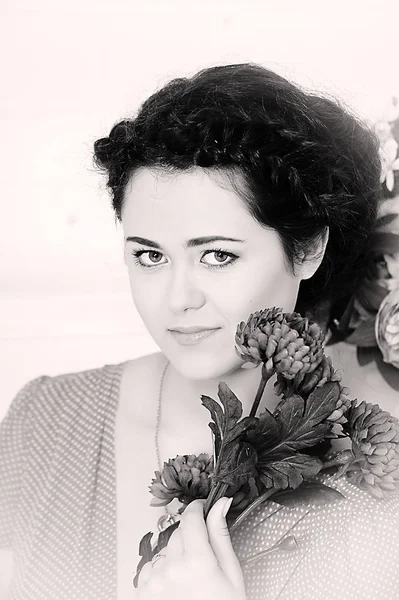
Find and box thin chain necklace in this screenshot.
[155,358,181,532]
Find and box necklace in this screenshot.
[155,358,181,532]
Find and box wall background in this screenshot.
[1,0,398,418]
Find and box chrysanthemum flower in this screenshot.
[344,401,399,498]
[149,454,214,506]
[235,308,325,379]
[275,355,351,424]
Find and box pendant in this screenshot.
[157,513,180,532]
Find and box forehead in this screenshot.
[121,167,257,236]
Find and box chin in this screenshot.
[168,350,244,381]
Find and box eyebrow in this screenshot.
[125,235,246,249]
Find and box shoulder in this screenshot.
[2,362,125,434]
[3,354,168,429]
[119,351,167,391]
[317,476,399,595]
[122,351,166,378]
[117,351,167,419]
[317,474,399,532]
[232,475,399,598]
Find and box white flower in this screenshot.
[379,137,399,191]
[385,253,399,281]
[376,120,394,145]
[375,287,399,368]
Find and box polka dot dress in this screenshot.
[1,362,399,599]
[230,473,399,599]
[0,364,122,600]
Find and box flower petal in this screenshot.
[386,169,394,191]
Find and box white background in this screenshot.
[1,0,399,418]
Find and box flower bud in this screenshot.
[344,400,399,498]
[149,454,214,506]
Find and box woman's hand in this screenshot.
[137,497,247,600]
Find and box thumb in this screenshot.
[206,497,245,592]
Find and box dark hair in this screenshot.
[93,63,381,318]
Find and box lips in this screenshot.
[169,328,220,346]
[169,327,219,334]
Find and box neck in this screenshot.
[157,358,281,464]
[164,359,280,421]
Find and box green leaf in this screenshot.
[155,520,180,554]
[247,408,281,450]
[345,318,377,347]
[372,232,399,254]
[271,382,339,452]
[303,382,341,425]
[149,496,171,507]
[138,531,154,562]
[250,384,339,490]
[258,454,323,490]
[229,488,277,533]
[378,212,397,228]
[202,383,259,509]
[356,282,389,312]
[335,295,356,332]
[133,518,182,587]
[133,531,155,588]
[202,384,257,460]
[215,443,258,486]
[202,383,257,460]
[201,395,224,461]
[271,481,346,507]
[216,382,255,444]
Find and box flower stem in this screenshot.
[321,449,353,470]
[230,488,277,533]
[241,535,298,566]
[204,481,230,520]
[249,363,274,418]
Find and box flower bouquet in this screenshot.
[133,307,399,588]
[332,98,399,368]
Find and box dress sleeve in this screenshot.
[231,477,399,600]
[286,492,399,599]
[341,493,399,598]
[0,377,46,549]
[285,489,399,599]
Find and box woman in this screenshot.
[1,63,399,600]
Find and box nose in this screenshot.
[167,266,206,313]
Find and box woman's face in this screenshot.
[122,167,308,380]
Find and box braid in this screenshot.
[93,62,381,313]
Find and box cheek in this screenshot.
[127,272,162,324]
[225,261,300,316]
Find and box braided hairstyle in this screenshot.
[93,63,381,319]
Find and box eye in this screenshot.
[201,249,238,269]
[130,248,238,270]
[131,250,166,268]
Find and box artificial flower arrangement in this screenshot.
[332,97,399,368]
[133,307,399,588]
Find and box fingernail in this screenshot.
[222,497,233,519]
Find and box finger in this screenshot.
[206,497,246,592]
[179,499,217,567]
[137,561,153,589]
[165,526,184,560]
[150,553,167,573]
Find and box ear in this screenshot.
[298,227,329,281]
